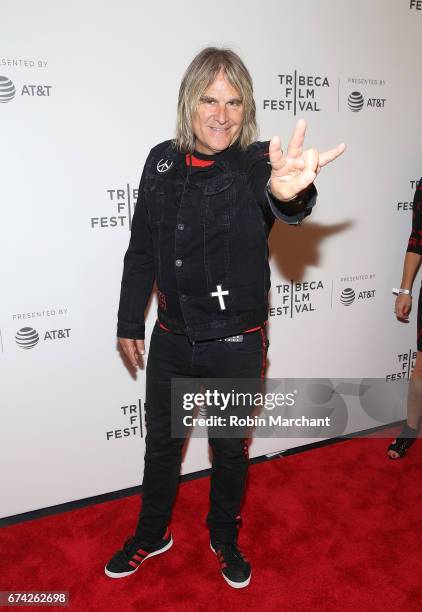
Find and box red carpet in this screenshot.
[1,430,421,611]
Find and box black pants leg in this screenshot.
[134,323,191,542]
[203,329,268,543]
[134,321,268,544]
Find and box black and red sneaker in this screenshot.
[210,541,251,588]
[105,528,173,578]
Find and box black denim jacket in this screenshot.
[117,139,317,342]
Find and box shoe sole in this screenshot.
[210,542,251,589]
[387,451,404,459]
[104,536,173,578]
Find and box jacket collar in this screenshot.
[162,140,241,175]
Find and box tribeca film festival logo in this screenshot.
[263,71,330,115]
[90,185,139,230]
[396,178,420,212]
[0,76,52,103]
[386,349,416,381]
[269,280,325,318]
[106,400,144,440]
[410,0,422,11]
[346,77,386,113]
[339,274,376,306]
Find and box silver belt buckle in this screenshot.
[224,334,243,342]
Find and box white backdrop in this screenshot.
[1,0,422,518]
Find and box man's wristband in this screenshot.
[392,288,412,297]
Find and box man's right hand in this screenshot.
[118,337,145,369]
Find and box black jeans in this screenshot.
[134,320,269,544]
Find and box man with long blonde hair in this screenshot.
[105,47,345,588]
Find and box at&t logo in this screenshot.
[0,76,16,103]
[0,75,52,103]
[347,90,386,112]
[15,327,39,349]
[340,288,355,305]
[340,288,375,306]
[15,326,71,349]
[347,92,364,112]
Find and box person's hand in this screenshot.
[118,337,145,368]
[268,118,346,202]
[395,294,412,322]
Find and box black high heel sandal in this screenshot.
[387,423,418,459]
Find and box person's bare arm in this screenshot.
[395,252,422,321]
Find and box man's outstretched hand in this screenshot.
[119,337,145,369]
[268,118,346,202]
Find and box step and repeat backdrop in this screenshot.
[1,0,422,518]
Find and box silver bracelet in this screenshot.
[392,288,412,297]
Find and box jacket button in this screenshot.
[177,223,185,230]
[175,259,183,267]
[180,294,188,301]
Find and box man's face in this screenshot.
[192,69,244,155]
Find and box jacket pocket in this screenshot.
[203,178,234,226]
[203,177,234,195]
